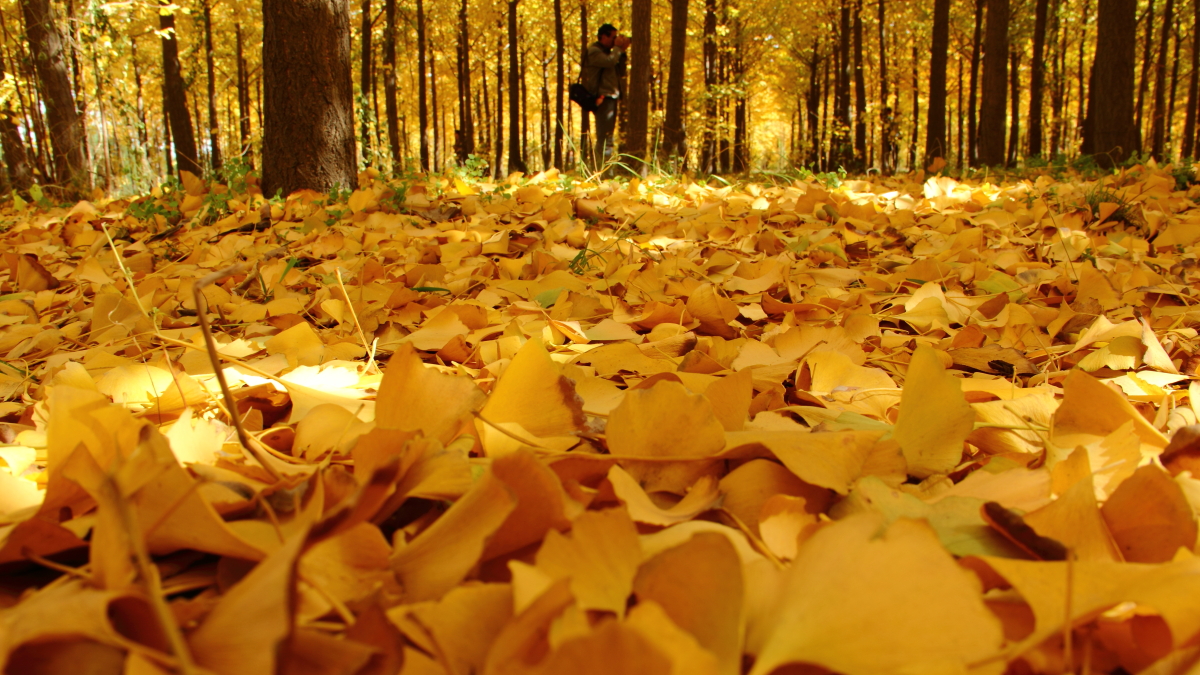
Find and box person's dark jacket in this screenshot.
[583,42,626,98]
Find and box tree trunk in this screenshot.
[552,0,564,168]
[1151,0,1174,158]
[433,52,442,168]
[968,0,984,165]
[1007,49,1020,165]
[909,46,919,170]
[1028,0,1048,157]
[1090,0,1137,166]
[506,0,526,174]
[853,0,866,167]
[236,24,252,163]
[20,0,85,191]
[494,23,504,176]
[625,0,651,169]
[579,1,589,168]
[834,0,851,166]
[807,44,822,166]
[384,0,400,165]
[203,0,222,172]
[1183,0,1199,156]
[416,0,429,170]
[359,0,372,165]
[925,0,950,164]
[160,3,201,177]
[1136,0,1156,148]
[978,0,1008,166]
[0,55,31,192]
[878,0,889,172]
[661,0,687,162]
[701,0,717,172]
[957,56,965,167]
[1168,22,1181,151]
[262,0,357,196]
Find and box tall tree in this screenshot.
[384,0,400,165]
[1028,0,1049,157]
[978,0,1009,166]
[1087,0,1137,166]
[878,0,890,172]
[579,1,590,168]
[1007,49,1021,165]
[968,0,984,165]
[625,0,651,168]
[661,0,688,162]
[1150,0,1175,158]
[506,0,526,174]
[236,23,252,163]
[417,0,429,170]
[159,1,201,177]
[1135,0,1156,147]
[21,0,86,191]
[701,0,717,171]
[262,0,357,196]
[202,0,222,171]
[925,0,951,164]
[359,0,372,165]
[0,56,31,192]
[1184,0,1199,156]
[834,0,851,166]
[853,0,866,167]
[457,0,475,162]
[552,0,564,168]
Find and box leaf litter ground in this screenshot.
[1,164,1200,674]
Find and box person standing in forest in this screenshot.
[584,24,630,169]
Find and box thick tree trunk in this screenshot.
[262,0,357,196]
[978,0,1008,166]
[968,0,984,165]
[417,0,429,170]
[20,0,85,191]
[1151,0,1174,158]
[1090,0,1137,166]
[160,4,201,177]
[626,0,651,168]
[1029,0,1048,157]
[552,0,564,167]
[925,0,950,164]
[661,0,687,162]
[203,0,222,172]
[506,0,526,174]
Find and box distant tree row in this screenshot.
[0,0,1193,196]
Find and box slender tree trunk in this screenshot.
[662,0,687,162]
[1089,0,1137,166]
[1051,2,1064,156]
[702,0,717,172]
[978,0,1009,166]
[236,23,251,162]
[417,0,429,170]
[968,0,984,165]
[1029,0,1048,156]
[579,1,589,167]
[1077,0,1089,148]
[162,79,173,175]
[160,2,201,177]
[925,0,950,164]
[20,0,86,191]
[0,55,31,192]
[626,0,652,169]
[359,0,372,165]
[553,0,564,167]
[878,0,889,171]
[1183,0,1200,157]
[506,0,526,174]
[541,52,551,169]
[834,0,851,166]
[203,0,222,172]
[262,0,357,196]
[909,46,919,170]
[433,51,442,168]
[1136,0,1156,148]
[1151,0,1174,158]
[494,23,504,176]
[1007,49,1021,165]
[853,0,866,166]
[1169,22,1181,152]
[807,45,822,167]
[957,56,965,167]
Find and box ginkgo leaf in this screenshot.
[892,345,975,478]
[606,380,726,458]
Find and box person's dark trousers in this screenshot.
[593,97,618,171]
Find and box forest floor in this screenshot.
[0,163,1199,674]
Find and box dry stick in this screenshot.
[109,474,201,675]
[192,262,282,482]
[334,268,378,373]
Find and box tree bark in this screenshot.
[579,1,589,168]
[1090,0,1137,166]
[203,0,222,172]
[661,0,687,162]
[626,0,651,168]
[262,0,357,196]
[853,0,866,167]
[833,0,851,166]
[925,0,950,164]
[417,0,429,170]
[160,3,201,177]
[909,46,919,170]
[1028,0,1048,157]
[494,22,504,176]
[0,55,31,192]
[20,0,85,191]
[236,23,252,163]
[506,0,526,174]
[1151,0,1174,158]
[968,0,984,165]
[701,0,717,172]
[1136,0,1156,148]
[552,0,564,168]
[1183,0,1199,156]
[384,0,400,165]
[978,0,1008,166]
[1007,49,1020,165]
[359,0,372,165]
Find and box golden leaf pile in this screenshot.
[2,162,1200,674]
